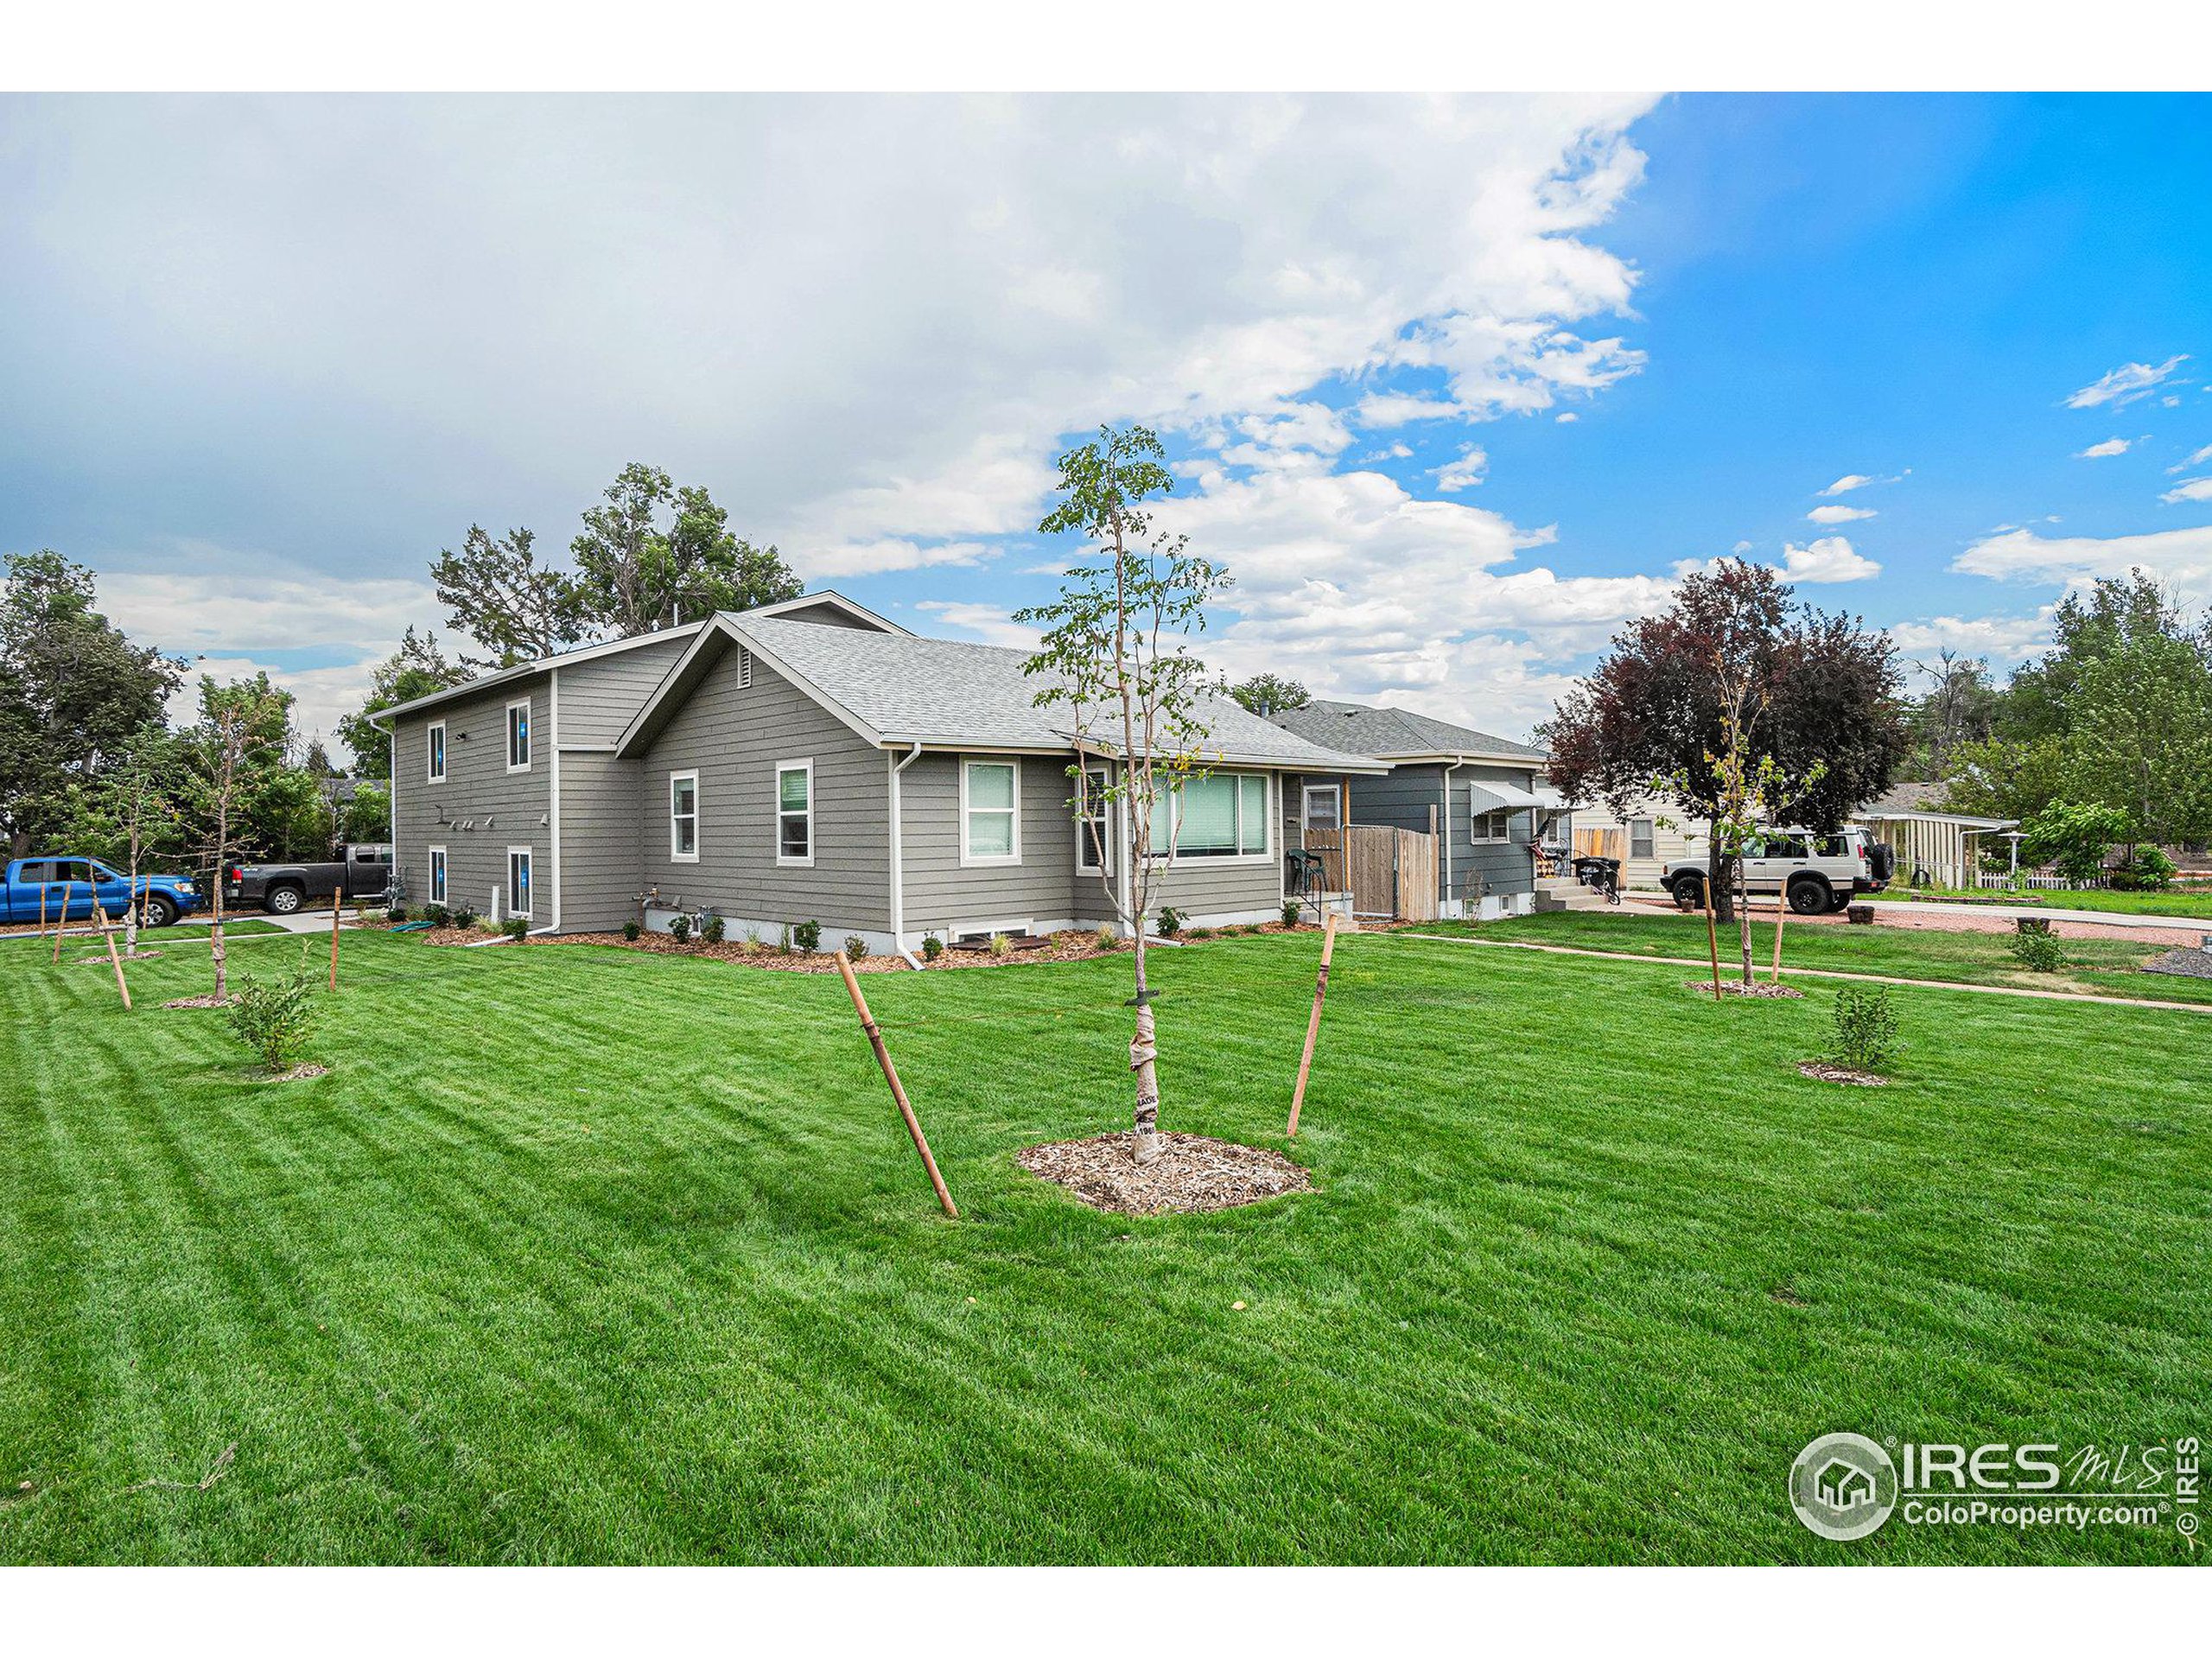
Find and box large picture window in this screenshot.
[963,760,1020,865]
[506,848,532,919]
[776,760,813,866]
[427,721,447,783]
[670,770,699,861]
[505,698,531,772]
[1150,772,1268,859]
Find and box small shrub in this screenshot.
[1281,901,1301,929]
[226,948,321,1073]
[794,919,821,954]
[779,924,793,954]
[386,905,408,924]
[987,931,1011,958]
[424,902,449,928]
[1092,925,1116,951]
[451,906,480,931]
[1188,926,1215,939]
[670,913,692,944]
[1156,906,1182,938]
[1830,985,1897,1073]
[2008,918,2065,972]
[2110,846,2177,892]
[504,916,528,941]
[921,932,944,961]
[844,935,869,961]
[703,914,726,945]
[622,919,641,942]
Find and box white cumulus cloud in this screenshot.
[1955,522,2212,611]
[1807,505,1876,524]
[2169,444,2212,473]
[2074,436,2133,459]
[1776,537,1880,583]
[1433,445,1489,492]
[1819,474,1875,496]
[2161,478,2212,505]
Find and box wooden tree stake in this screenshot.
[833,950,957,1217]
[1702,874,1723,1001]
[94,897,132,1011]
[1770,893,1789,984]
[1286,909,1339,1138]
[40,882,48,942]
[54,881,72,964]
[331,884,344,990]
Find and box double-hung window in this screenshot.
[1073,766,1112,873]
[506,848,532,918]
[776,760,813,866]
[1150,772,1268,859]
[670,771,699,861]
[427,721,447,783]
[963,760,1020,865]
[505,698,531,772]
[1630,817,1655,860]
[428,846,448,905]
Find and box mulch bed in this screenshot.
[1797,1059,1888,1087]
[420,925,517,948]
[1016,1131,1313,1215]
[517,922,1328,975]
[79,950,162,964]
[2140,946,2212,980]
[1683,979,1806,999]
[261,1063,329,1083]
[162,994,235,1009]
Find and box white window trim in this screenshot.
[1149,771,1274,863]
[952,918,1034,945]
[960,757,1022,868]
[1300,783,1342,834]
[1074,766,1113,875]
[427,720,447,784]
[427,844,448,904]
[775,759,815,868]
[505,696,533,773]
[669,769,700,863]
[1630,817,1656,859]
[1471,803,1515,844]
[506,845,533,918]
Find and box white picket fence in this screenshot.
[1974,872,2105,892]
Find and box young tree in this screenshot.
[1546,559,1905,923]
[1016,425,1226,1166]
[60,722,181,956]
[181,677,290,1000]
[2019,801,2134,885]
[0,550,184,855]
[1229,672,1310,717]
[431,526,582,671]
[336,626,470,779]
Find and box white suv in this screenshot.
[1662,828,1895,914]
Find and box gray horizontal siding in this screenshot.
[391,680,550,917]
[635,648,891,933]
[557,750,645,931]
[899,753,1099,937]
[1281,761,1542,903]
[555,635,694,747]
[1455,762,1544,901]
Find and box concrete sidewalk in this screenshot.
[1623,891,2212,940]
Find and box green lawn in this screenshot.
[1870,886,2212,921]
[1419,908,2212,1006]
[0,917,285,944]
[3,928,2206,1563]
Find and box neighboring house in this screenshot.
[1554,792,1699,893]
[1265,700,1560,918]
[1853,781,2016,889]
[375,592,1379,953]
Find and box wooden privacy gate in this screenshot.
[1304,825,1438,922]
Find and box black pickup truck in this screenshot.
[226,843,393,914]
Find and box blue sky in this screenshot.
[3,93,2209,755]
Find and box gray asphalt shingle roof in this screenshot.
[734,616,1382,772]
[1265,697,1546,761]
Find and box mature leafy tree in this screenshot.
[340,783,391,843]
[431,526,583,671]
[1905,649,1999,781]
[336,626,470,778]
[0,550,184,855]
[569,464,802,638]
[2059,619,2212,847]
[1941,734,2069,823]
[1017,424,1225,1166]
[1229,672,1310,717]
[1544,559,1906,922]
[1998,571,2183,743]
[2019,801,2135,884]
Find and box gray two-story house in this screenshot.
[1268,700,1560,918]
[375,592,1379,955]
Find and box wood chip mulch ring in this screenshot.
[79,950,163,964]
[1683,979,1806,999]
[262,1063,330,1083]
[1797,1059,1888,1087]
[1017,1131,1314,1215]
[162,993,236,1009]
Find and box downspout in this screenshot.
[889,741,924,968]
[1440,759,1463,912]
[536,667,563,936]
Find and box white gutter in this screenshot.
[889,741,924,968]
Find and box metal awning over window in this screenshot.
[1467,779,1544,814]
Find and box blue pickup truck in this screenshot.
[1,856,205,928]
